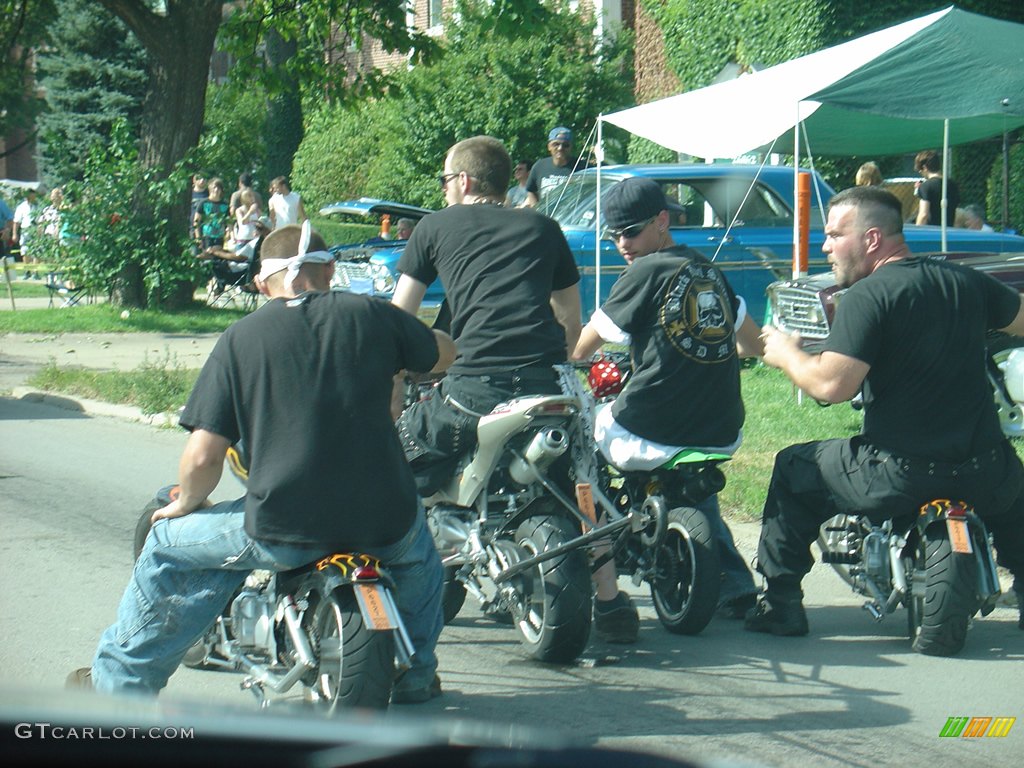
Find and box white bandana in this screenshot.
[257,219,333,291]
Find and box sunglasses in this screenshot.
[606,216,656,241]
[438,172,460,189]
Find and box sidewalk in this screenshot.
[1,331,221,423]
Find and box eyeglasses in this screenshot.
[438,172,460,189]
[606,216,656,241]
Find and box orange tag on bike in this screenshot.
[576,483,596,531]
[355,584,395,630]
[945,518,973,554]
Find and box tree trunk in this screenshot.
[100,0,225,307]
[264,27,303,181]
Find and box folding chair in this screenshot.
[206,241,259,312]
[45,271,89,308]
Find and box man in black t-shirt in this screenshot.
[83,224,456,703]
[753,186,1024,637]
[524,126,576,208]
[914,149,960,227]
[572,178,765,642]
[393,135,581,495]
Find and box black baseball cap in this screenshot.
[602,178,680,230]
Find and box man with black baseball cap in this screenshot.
[571,178,763,642]
[524,125,576,208]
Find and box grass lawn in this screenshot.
[0,302,248,334]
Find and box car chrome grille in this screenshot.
[332,262,375,294]
[770,286,831,340]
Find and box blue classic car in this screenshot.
[325,165,1024,321]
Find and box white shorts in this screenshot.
[593,403,741,471]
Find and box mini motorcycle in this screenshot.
[132,446,414,710]
[558,360,723,635]
[423,388,594,663]
[817,498,1002,656]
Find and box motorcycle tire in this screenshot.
[132,505,226,670]
[650,506,720,635]
[512,514,592,663]
[302,586,395,711]
[441,566,467,624]
[908,524,978,657]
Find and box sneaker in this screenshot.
[391,673,442,705]
[66,667,93,690]
[594,591,640,644]
[744,594,809,636]
[717,592,757,620]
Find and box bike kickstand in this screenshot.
[241,677,270,709]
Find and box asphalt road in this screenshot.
[0,394,1021,768]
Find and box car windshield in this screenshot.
[539,174,796,231]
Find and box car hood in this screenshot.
[318,198,433,220]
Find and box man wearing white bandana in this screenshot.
[80,223,456,705]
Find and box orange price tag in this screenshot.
[945,518,973,554]
[355,584,395,630]
[576,483,596,531]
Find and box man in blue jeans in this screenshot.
[72,223,455,703]
[571,178,764,642]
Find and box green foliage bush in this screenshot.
[194,83,270,192]
[58,122,204,307]
[987,139,1024,234]
[293,0,634,210]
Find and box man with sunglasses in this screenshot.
[524,126,576,208]
[571,178,764,643]
[392,135,582,496]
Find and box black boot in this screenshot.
[744,579,809,636]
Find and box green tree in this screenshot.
[294,0,634,210]
[34,0,147,186]
[0,0,56,154]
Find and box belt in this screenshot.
[870,445,1001,476]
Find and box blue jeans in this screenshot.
[697,495,757,602]
[92,497,443,696]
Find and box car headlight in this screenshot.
[369,263,396,295]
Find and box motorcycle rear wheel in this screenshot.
[302,586,394,710]
[650,506,720,635]
[908,524,977,657]
[512,515,592,663]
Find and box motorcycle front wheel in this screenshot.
[511,515,592,663]
[301,586,395,710]
[650,506,720,635]
[908,524,978,657]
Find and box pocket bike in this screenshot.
[817,498,1002,656]
[132,444,414,710]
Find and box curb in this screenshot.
[11,386,180,428]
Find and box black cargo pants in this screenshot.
[756,436,1024,585]
[396,368,562,497]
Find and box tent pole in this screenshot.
[792,102,801,278]
[595,117,603,316]
[941,118,949,252]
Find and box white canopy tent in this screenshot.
[600,6,1024,253]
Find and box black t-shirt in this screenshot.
[397,204,580,375]
[180,291,439,549]
[525,157,573,204]
[602,247,744,447]
[824,257,1019,461]
[916,176,960,226]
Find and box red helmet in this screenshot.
[589,358,624,398]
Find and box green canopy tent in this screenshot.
[600,5,1024,252]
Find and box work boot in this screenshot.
[391,673,442,705]
[717,592,757,620]
[594,591,640,644]
[744,593,809,636]
[65,667,93,690]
